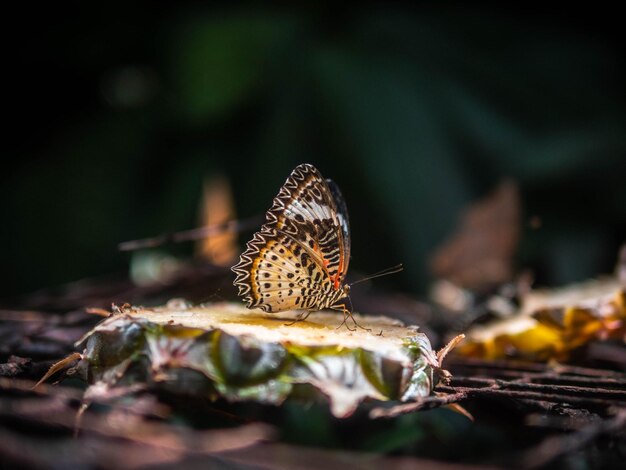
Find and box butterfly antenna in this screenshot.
[349,264,404,287]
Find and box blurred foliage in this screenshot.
[3,3,626,298]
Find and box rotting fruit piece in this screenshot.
[38,302,463,418]
[456,278,626,361]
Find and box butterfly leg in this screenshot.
[284,310,313,326]
[336,308,355,331]
[336,305,371,333]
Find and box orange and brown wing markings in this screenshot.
[232,164,351,313]
[329,250,346,291]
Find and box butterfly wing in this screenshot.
[325,178,350,280]
[232,164,351,312]
[232,227,334,312]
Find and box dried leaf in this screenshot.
[34,352,82,388]
[430,180,521,292]
[196,175,238,265]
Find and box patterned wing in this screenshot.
[326,178,350,279]
[231,227,335,312]
[232,164,350,312]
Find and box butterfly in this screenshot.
[232,163,353,322]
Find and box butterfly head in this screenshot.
[328,284,352,312]
[342,284,351,297]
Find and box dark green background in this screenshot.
[4,4,625,299]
